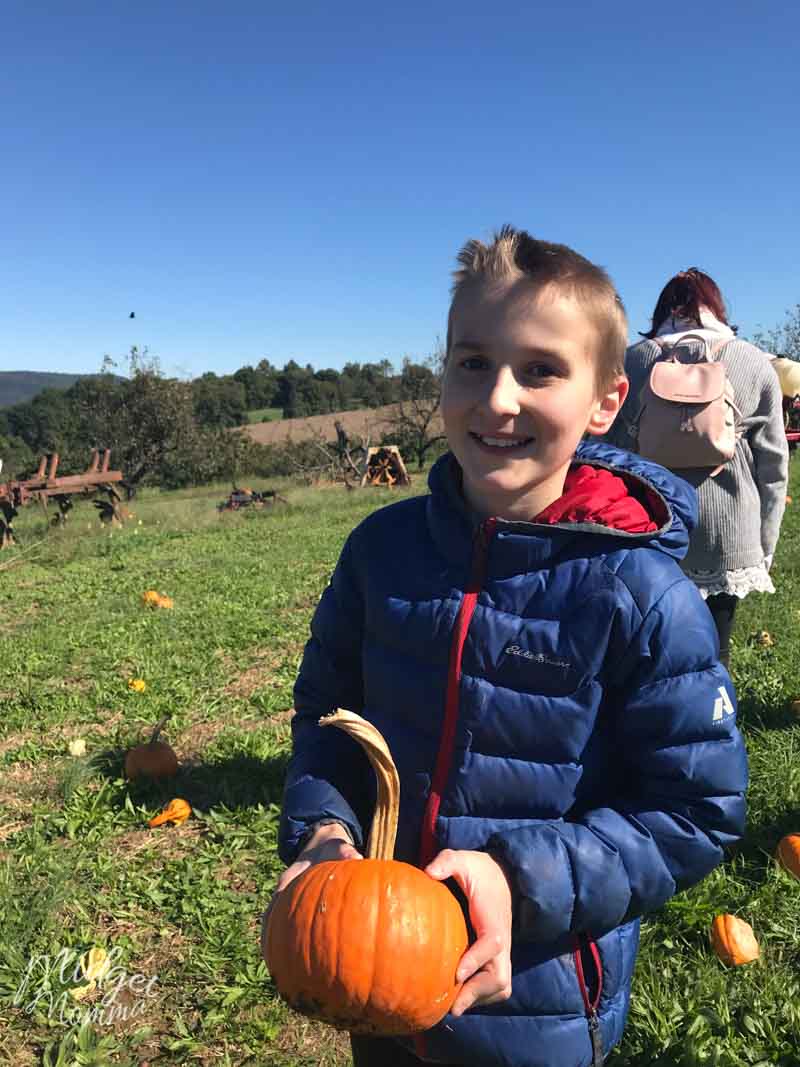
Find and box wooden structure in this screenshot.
[360,446,411,487]
[0,449,125,546]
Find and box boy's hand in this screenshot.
[425,849,513,1016]
[275,822,362,895]
[261,823,362,952]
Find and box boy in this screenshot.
[271,227,747,1067]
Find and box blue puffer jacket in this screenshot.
[279,442,748,1067]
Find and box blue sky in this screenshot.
[3,1,799,380]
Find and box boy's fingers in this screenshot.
[455,932,508,984]
[275,859,310,893]
[451,959,513,1016]
[425,848,461,882]
[450,931,513,1015]
[275,843,362,894]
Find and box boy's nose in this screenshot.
[485,367,522,416]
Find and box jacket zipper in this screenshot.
[418,516,497,870]
[573,934,604,1065]
[414,517,496,1062]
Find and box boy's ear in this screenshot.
[586,375,629,437]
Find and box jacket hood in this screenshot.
[427,440,698,570]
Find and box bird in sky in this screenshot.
[129,312,135,319]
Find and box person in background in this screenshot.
[606,269,788,667]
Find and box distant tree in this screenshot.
[384,346,447,470]
[251,359,280,407]
[360,362,395,406]
[192,373,248,427]
[313,368,340,385]
[312,368,344,411]
[400,360,438,402]
[3,387,80,458]
[75,347,215,487]
[752,304,800,361]
[274,360,310,415]
[233,356,283,409]
[233,365,263,408]
[0,433,35,479]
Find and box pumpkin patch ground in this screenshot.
[1,467,800,1065]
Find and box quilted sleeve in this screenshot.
[749,361,789,560]
[278,533,372,865]
[486,577,748,942]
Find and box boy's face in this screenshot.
[441,278,628,521]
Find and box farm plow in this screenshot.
[0,449,126,547]
[217,485,288,511]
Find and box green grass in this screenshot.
[246,408,284,424]
[1,462,799,1065]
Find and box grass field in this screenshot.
[1,460,799,1066]
[245,408,284,424]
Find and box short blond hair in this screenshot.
[447,225,628,394]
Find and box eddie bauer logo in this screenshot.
[504,645,571,671]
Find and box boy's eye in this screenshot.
[459,356,487,371]
[525,364,557,380]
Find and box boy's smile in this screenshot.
[441,278,627,521]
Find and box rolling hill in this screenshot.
[0,370,86,408]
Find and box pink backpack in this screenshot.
[635,333,740,474]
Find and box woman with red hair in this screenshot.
[608,269,788,667]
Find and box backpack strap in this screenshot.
[655,332,730,364]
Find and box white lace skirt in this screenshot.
[684,562,775,600]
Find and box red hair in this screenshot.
[642,268,736,339]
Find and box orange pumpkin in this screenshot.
[710,914,760,966]
[148,797,191,827]
[263,710,469,1035]
[124,717,179,780]
[776,834,800,880]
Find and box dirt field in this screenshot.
[238,403,443,446]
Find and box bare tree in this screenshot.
[752,304,800,360]
[285,422,371,489]
[385,345,447,470]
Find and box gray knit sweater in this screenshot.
[605,338,789,574]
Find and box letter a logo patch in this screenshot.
[712,686,735,723]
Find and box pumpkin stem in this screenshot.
[319,709,399,861]
[149,716,170,746]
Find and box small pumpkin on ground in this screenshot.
[141,589,173,609]
[124,716,179,780]
[148,797,191,827]
[775,834,800,880]
[80,947,110,982]
[710,914,760,966]
[263,709,469,1035]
